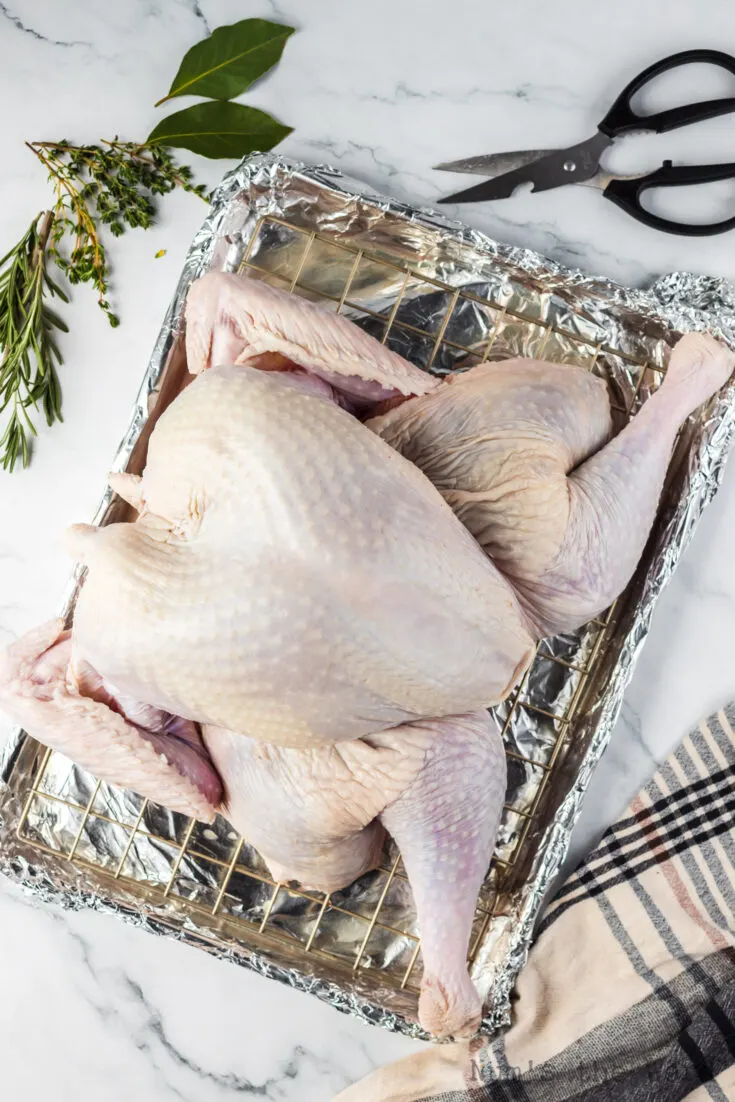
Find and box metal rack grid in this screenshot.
[15,213,659,1012]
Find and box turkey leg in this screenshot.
[380,711,506,1039]
[205,712,506,1039]
[523,332,735,634]
[369,332,734,638]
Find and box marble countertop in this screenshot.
[1,0,735,1097]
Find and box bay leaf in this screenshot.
[155,19,295,106]
[147,101,292,159]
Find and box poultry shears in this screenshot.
[435,49,735,236]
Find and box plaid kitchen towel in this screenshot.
[337,706,735,1102]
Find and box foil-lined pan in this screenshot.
[1,153,734,1040]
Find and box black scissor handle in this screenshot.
[603,161,735,236]
[599,49,735,137]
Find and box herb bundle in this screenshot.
[0,18,295,472]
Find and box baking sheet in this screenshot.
[1,153,734,1040]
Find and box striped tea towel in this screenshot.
[337,706,735,1102]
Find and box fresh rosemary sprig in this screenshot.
[0,211,68,472]
[26,139,208,326]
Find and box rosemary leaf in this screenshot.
[0,212,65,471]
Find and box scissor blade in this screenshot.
[433,149,556,176]
[438,131,612,204]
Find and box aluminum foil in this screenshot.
[1,152,734,1041]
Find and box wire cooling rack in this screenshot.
[13,213,662,1018]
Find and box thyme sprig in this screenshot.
[27,139,207,326]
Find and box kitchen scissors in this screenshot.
[434,49,735,236]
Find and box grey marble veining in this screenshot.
[1,0,734,1096]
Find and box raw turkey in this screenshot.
[1,271,732,1040]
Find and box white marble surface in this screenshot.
[1,0,735,1097]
